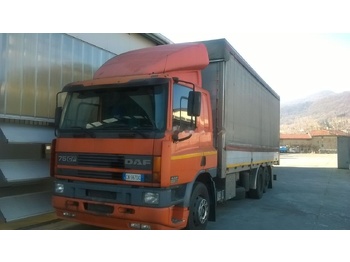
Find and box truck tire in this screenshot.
[186,182,210,230]
[263,167,269,193]
[249,169,264,199]
[267,166,273,189]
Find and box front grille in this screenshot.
[57,169,123,180]
[58,153,152,170]
[77,170,123,180]
[78,154,124,168]
[57,169,152,182]
[57,153,153,182]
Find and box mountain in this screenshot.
[280,91,350,134]
[282,90,336,106]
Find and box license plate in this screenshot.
[123,173,143,182]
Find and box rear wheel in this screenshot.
[186,182,210,230]
[263,167,269,193]
[267,166,273,189]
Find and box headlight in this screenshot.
[55,183,64,193]
[143,192,159,204]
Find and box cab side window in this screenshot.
[172,84,192,130]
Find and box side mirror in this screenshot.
[187,91,201,116]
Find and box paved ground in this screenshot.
[3,154,346,262]
[1,153,349,230]
[207,153,350,230]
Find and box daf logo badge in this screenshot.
[124,156,152,169]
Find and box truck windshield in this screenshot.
[59,82,167,137]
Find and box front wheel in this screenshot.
[186,182,210,230]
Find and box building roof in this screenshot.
[280,133,312,140]
[140,33,173,45]
[281,130,350,140]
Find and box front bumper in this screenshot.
[53,195,188,229]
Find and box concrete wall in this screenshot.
[338,136,350,169]
[312,136,337,153]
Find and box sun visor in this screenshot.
[0,123,54,144]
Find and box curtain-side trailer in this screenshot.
[51,38,280,230]
[202,39,280,202]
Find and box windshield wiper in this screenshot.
[69,126,96,138]
[128,126,149,138]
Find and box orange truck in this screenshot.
[51,38,280,229]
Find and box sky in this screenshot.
[162,33,350,104]
[3,1,350,106]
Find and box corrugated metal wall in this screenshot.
[69,33,159,55]
[0,33,115,121]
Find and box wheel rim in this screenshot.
[196,197,209,224]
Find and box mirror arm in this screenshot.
[172,130,192,143]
